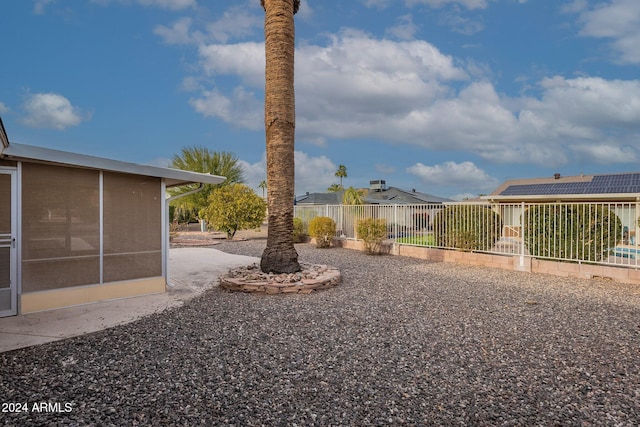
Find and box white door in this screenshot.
[0,169,17,317]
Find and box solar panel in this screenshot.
[499,173,640,196]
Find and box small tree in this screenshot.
[168,147,245,223]
[357,218,387,254]
[200,184,266,239]
[308,216,336,248]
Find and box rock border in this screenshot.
[219,263,341,294]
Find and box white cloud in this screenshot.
[568,144,637,164]
[386,14,419,40]
[205,6,261,43]
[238,156,266,195]
[189,86,262,130]
[375,163,396,174]
[294,151,337,194]
[572,0,640,64]
[154,17,197,45]
[238,151,336,195]
[198,42,264,86]
[0,102,9,114]
[137,0,196,10]
[187,28,640,170]
[91,0,195,10]
[406,0,492,10]
[34,0,55,14]
[438,9,485,35]
[406,161,499,194]
[362,0,392,9]
[21,93,87,130]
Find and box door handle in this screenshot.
[12,238,15,249]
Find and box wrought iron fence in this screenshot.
[294,201,640,268]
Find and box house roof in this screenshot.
[486,172,640,202]
[295,186,451,205]
[0,118,8,149]
[0,142,226,188]
[365,186,451,204]
[295,191,343,204]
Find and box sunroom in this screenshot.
[0,118,224,316]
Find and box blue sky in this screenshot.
[1,0,639,200]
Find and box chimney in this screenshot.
[554,173,561,179]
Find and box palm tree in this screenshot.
[168,146,245,221]
[327,183,343,192]
[258,180,267,199]
[260,0,301,273]
[342,186,365,205]
[335,164,347,188]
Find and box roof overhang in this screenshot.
[0,118,8,149]
[0,142,226,188]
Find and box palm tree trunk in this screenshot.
[260,0,301,273]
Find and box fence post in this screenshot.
[520,201,525,267]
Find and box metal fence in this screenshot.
[294,202,640,268]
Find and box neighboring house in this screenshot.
[0,118,225,317]
[295,191,342,205]
[364,180,452,204]
[486,172,640,202]
[295,180,452,206]
[483,172,640,244]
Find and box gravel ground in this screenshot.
[2,241,640,426]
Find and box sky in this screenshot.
[1,0,639,200]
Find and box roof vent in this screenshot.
[369,180,386,191]
[554,173,561,179]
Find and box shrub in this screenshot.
[293,217,305,243]
[308,216,336,248]
[357,218,387,254]
[199,184,266,239]
[523,204,621,262]
[433,205,502,251]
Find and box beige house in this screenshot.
[0,118,224,316]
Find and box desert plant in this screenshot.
[523,204,621,262]
[308,216,336,248]
[292,217,305,243]
[357,218,387,254]
[199,184,266,239]
[433,205,502,251]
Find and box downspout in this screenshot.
[165,183,205,288]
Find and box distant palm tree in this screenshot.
[335,164,347,188]
[260,0,301,273]
[342,186,365,205]
[168,146,244,221]
[327,183,343,192]
[258,180,267,199]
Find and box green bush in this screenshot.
[199,184,266,239]
[433,205,502,251]
[523,204,621,262]
[293,217,305,243]
[357,218,387,254]
[308,216,336,248]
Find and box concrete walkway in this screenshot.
[0,248,259,353]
